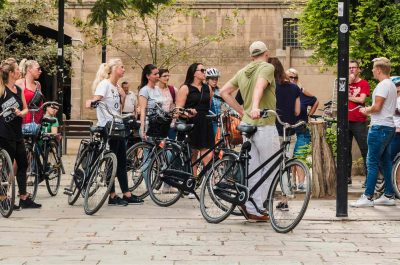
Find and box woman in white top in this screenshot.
[158,68,177,139]
[138,64,172,139]
[88,58,143,206]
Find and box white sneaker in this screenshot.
[187,193,196,199]
[374,194,396,206]
[350,194,374,208]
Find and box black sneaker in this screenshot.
[13,204,21,211]
[19,197,42,209]
[108,196,128,206]
[276,201,289,211]
[122,194,144,205]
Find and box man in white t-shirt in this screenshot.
[351,57,397,207]
[121,81,137,115]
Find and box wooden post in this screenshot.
[310,121,337,198]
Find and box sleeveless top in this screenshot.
[23,80,43,124]
[0,86,24,140]
[182,83,214,149]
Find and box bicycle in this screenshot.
[64,100,134,215]
[0,107,16,218]
[145,106,239,208]
[126,104,237,200]
[24,101,63,200]
[199,109,311,233]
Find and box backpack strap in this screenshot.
[168,85,175,103]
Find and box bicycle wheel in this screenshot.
[199,155,241,223]
[269,159,311,233]
[84,152,117,215]
[126,142,153,199]
[67,147,90,205]
[25,143,38,201]
[146,145,184,207]
[392,157,400,199]
[0,149,15,218]
[45,141,61,196]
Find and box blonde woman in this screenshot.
[0,58,41,209]
[16,59,43,124]
[87,58,144,206]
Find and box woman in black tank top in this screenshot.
[176,63,214,173]
[0,58,41,209]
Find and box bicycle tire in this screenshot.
[126,142,153,200]
[199,155,241,223]
[146,145,184,207]
[0,149,15,218]
[392,157,400,199]
[269,159,311,233]
[45,140,61,196]
[25,143,38,201]
[68,146,91,205]
[84,152,117,215]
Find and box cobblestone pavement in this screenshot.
[1,152,400,265]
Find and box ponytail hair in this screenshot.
[19,59,38,78]
[139,64,157,90]
[92,58,123,92]
[0,58,18,97]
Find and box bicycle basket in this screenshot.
[226,115,242,146]
[22,122,41,136]
[147,106,172,126]
[105,121,130,139]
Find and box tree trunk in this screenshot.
[310,121,336,198]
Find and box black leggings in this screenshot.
[108,138,129,194]
[0,138,28,195]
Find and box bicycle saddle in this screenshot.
[42,117,57,124]
[175,123,194,133]
[237,124,257,137]
[90,126,104,134]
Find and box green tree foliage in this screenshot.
[76,0,244,69]
[299,0,400,77]
[0,0,73,75]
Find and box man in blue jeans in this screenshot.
[351,57,397,207]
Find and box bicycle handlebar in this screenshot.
[0,107,15,117]
[28,101,61,112]
[91,100,134,121]
[260,109,306,129]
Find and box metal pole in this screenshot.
[57,0,65,124]
[336,0,350,217]
[101,23,107,63]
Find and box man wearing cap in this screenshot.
[220,41,278,222]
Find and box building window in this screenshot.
[283,18,300,49]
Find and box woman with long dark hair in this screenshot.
[267,57,300,157]
[138,64,173,139]
[176,63,214,196]
[0,58,41,209]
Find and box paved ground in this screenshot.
[1,140,400,265]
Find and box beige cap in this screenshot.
[249,41,268,56]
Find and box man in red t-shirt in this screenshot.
[348,60,370,186]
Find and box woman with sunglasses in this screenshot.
[176,63,214,198]
[286,68,319,191]
[16,59,44,125]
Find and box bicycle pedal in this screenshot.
[63,188,73,196]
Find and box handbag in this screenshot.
[226,115,243,145]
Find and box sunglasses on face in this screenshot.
[209,77,218,81]
[289,76,298,80]
[196,69,206,73]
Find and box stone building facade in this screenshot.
[50,0,336,120]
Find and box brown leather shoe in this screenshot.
[247,213,269,222]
